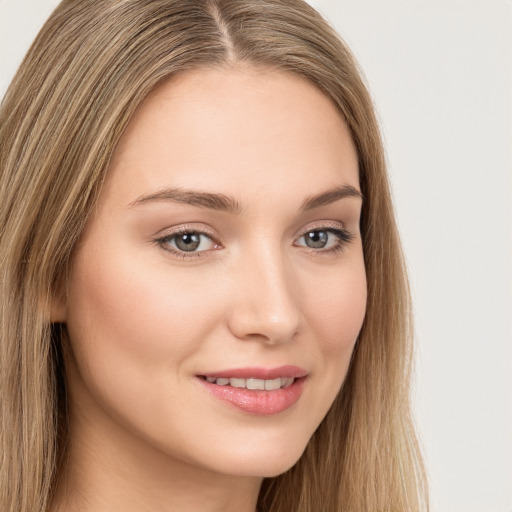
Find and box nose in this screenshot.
[226,247,302,345]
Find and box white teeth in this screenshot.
[205,376,297,389]
[264,378,281,391]
[282,377,294,388]
[230,378,246,388]
[246,378,265,390]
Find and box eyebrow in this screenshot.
[128,184,362,213]
[301,184,363,211]
[128,188,243,214]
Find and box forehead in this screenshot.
[105,64,359,206]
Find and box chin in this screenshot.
[195,433,311,479]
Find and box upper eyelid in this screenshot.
[157,221,347,240]
[153,224,220,255]
[296,221,348,238]
[156,224,219,241]
[294,225,352,246]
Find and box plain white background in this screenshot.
[1,1,511,511]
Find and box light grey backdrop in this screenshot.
[1,1,511,511]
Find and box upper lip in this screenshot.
[200,365,308,380]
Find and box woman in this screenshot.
[0,1,428,511]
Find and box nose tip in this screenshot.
[229,307,300,345]
[227,259,302,345]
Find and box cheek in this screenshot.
[303,257,367,357]
[66,248,218,365]
[278,253,366,451]
[63,243,230,438]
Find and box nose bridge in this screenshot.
[228,240,301,344]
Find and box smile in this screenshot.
[198,366,308,415]
[203,376,295,390]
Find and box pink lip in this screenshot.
[198,366,308,416]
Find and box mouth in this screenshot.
[200,376,296,390]
[197,366,308,415]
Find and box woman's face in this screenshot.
[57,65,366,478]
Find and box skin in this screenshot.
[51,65,367,512]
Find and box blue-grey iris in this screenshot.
[305,231,328,248]
[175,232,201,251]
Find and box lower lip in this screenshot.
[199,377,306,415]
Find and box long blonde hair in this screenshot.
[0,1,428,510]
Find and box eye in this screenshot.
[301,230,330,249]
[295,227,353,252]
[157,229,218,255]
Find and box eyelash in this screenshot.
[154,226,219,260]
[154,224,354,260]
[296,226,354,256]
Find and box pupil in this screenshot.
[176,233,200,251]
[306,230,328,248]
